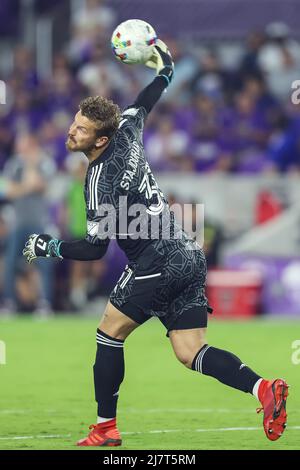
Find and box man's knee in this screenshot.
[175,350,194,368]
[174,340,207,369]
[98,302,139,340]
[169,329,207,369]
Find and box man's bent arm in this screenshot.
[133,43,174,113]
[134,76,169,114]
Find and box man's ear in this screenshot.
[95,136,109,149]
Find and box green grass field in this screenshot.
[0,315,299,450]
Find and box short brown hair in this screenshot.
[79,96,121,139]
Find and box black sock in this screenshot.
[93,329,125,418]
[192,344,261,393]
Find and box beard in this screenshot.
[65,137,77,151]
[65,137,95,154]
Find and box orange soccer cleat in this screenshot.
[76,418,122,447]
[256,378,289,441]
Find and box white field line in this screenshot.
[1,407,300,415]
[0,408,272,415]
[123,408,256,414]
[0,428,300,441]
[0,409,57,415]
[122,426,300,435]
[0,434,71,441]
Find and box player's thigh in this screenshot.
[98,301,140,340]
[166,283,209,368]
[169,327,207,368]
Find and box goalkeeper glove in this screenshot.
[23,234,63,264]
[145,39,174,84]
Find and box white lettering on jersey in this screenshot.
[120,180,130,190]
[138,164,164,216]
[120,141,140,189]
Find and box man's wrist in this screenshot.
[158,65,174,84]
[47,239,63,258]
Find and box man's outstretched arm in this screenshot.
[132,40,174,113]
[23,234,109,263]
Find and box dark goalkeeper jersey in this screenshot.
[83,105,178,262]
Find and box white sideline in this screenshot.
[0,427,300,440]
[0,409,57,415]
[123,426,300,435]
[0,408,268,415]
[0,434,71,441]
[1,407,300,415]
[123,408,256,414]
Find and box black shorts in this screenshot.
[109,238,212,337]
[110,300,209,337]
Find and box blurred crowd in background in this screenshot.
[0,0,300,315]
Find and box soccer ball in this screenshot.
[111,19,157,65]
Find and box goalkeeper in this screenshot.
[23,41,288,446]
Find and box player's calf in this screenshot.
[186,341,289,441]
[94,329,125,421]
[76,329,124,447]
